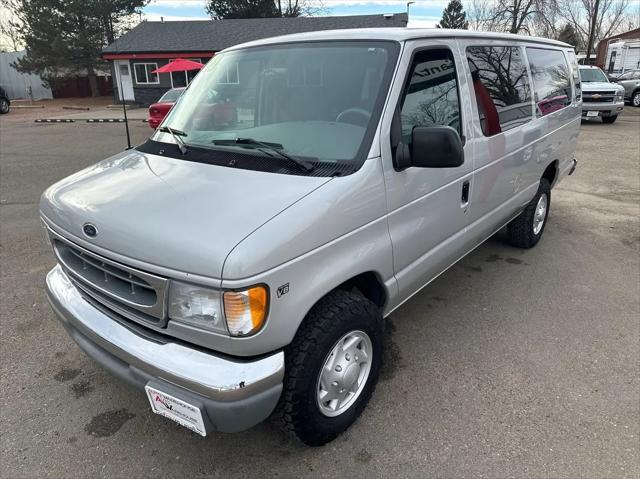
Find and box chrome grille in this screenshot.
[583,91,615,103]
[49,230,169,327]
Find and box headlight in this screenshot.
[168,281,269,337]
[614,90,624,102]
[168,281,226,333]
[223,286,268,337]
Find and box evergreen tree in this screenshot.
[437,0,469,30]
[206,0,278,19]
[12,0,146,96]
[557,23,581,50]
[206,0,319,19]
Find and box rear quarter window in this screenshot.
[565,51,581,101]
[526,48,572,116]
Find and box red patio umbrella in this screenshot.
[151,58,204,74]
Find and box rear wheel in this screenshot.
[632,91,640,107]
[0,98,9,114]
[602,115,618,124]
[276,290,383,446]
[507,178,551,249]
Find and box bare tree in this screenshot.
[467,0,540,33]
[497,0,538,33]
[276,0,325,17]
[467,0,503,30]
[0,2,22,51]
[468,0,635,55]
[552,0,631,55]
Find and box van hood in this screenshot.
[40,149,331,279]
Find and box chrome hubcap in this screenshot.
[316,330,372,417]
[533,193,548,235]
[634,94,640,107]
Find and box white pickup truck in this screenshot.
[579,65,625,123]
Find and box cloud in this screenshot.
[147,0,206,8]
[142,12,209,21]
[408,15,440,28]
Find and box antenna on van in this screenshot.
[109,14,132,150]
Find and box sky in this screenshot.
[141,0,448,27]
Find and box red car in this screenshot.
[147,87,185,129]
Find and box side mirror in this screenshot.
[395,126,464,170]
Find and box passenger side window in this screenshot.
[466,46,532,137]
[526,48,572,116]
[399,49,461,144]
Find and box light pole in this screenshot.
[406,1,415,22]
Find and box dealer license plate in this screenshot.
[145,385,207,436]
[587,111,599,117]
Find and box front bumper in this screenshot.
[581,101,624,117]
[45,265,284,434]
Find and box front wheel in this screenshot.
[276,290,383,446]
[632,91,640,107]
[602,115,618,124]
[507,178,551,249]
[0,98,9,114]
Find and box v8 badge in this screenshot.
[277,283,290,298]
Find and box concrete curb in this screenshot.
[107,105,141,110]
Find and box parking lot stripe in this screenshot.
[34,119,75,123]
[86,119,126,123]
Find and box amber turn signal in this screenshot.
[223,286,268,336]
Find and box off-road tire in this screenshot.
[602,115,618,124]
[507,178,551,249]
[275,290,383,446]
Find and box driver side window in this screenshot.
[400,49,461,144]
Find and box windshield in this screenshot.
[579,68,608,82]
[151,41,399,173]
[159,88,184,102]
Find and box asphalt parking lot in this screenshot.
[1,108,639,478]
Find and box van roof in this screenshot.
[227,27,571,51]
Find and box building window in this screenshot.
[169,58,202,88]
[216,63,240,85]
[288,63,322,87]
[218,63,240,85]
[467,46,533,137]
[133,63,159,85]
[399,49,462,142]
[526,48,572,117]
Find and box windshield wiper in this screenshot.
[158,126,188,155]
[212,137,314,173]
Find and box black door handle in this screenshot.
[461,180,470,207]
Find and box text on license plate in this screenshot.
[145,385,207,436]
[587,111,599,117]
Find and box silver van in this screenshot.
[42,29,580,446]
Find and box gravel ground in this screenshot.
[1,108,638,478]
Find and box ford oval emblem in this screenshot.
[82,223,98,238]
